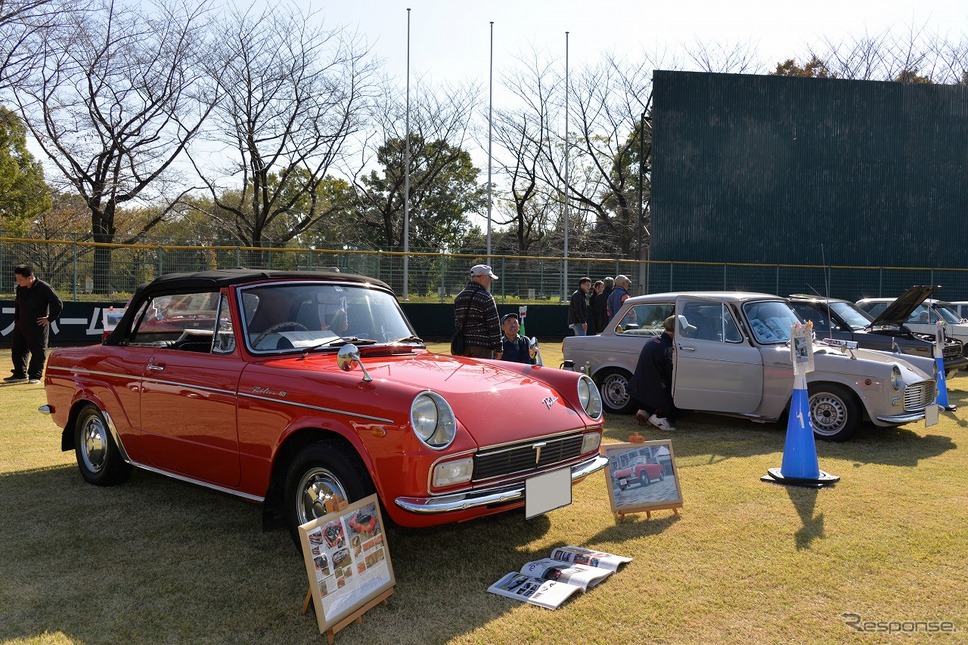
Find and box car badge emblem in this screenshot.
[541,396,557,410]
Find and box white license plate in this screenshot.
[619,478,628,487]
[524,467,572,519]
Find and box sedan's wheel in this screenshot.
[596,368,636,414]
[284,440,374,544]
[808,383,860,442]
[639,472,650,486]
[74,405,131,486]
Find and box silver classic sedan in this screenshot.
[562,291,938,442]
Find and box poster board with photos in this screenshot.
[298,494,394,636]
[601,440,683,518]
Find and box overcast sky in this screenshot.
[303,0,968,88]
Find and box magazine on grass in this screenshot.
[487,546,631,609]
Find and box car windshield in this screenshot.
[933,303,963,324]
[239,282,417,353]
[742,300,802,344]
[830,302,874,329]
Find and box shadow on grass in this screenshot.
[0,463,568,644]
[603,407,958,469]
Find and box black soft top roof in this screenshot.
[105,269,392,346]
[136,269,390,297]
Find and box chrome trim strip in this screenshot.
[876,412,926,424]
[238,392,393,423]
[394,454,609,514]
[128,462,265,503]
[46,366,393,424]
[100,410,132,464]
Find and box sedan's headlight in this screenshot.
[410,391,457,449]
[432,457,473,487]
[578,374,603,419]
[890,365,902,391]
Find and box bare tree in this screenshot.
[686,40,763,74]
[0,0,75,90]
[188,5,377,252]
[11,0,216,292]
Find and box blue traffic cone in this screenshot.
[763,373,839,487]
[936,356,955,411]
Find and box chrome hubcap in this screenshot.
[810,393,847,434]
[296,467,347,525]
[81,416,107,473]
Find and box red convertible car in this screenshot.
[41,270,607,540]
[613,457,664,490]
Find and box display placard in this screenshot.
[298,494,394,637]
[601,441,683,519]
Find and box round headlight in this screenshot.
[890,365,902,391]
[410,391,457,449]
[578,374,603,419]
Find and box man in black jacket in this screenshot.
[567,277,591,336]
[6,264,63,384]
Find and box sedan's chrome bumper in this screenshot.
[875,411,927,425]
[394,454,609,515]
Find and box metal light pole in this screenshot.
[403,8,411,301]
[563,31,569,301]
[487,21,493,261]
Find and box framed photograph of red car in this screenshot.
[298,494,395,638]
[601,441,683,519]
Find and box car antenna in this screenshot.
[822,244,833,341]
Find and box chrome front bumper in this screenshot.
[875,411,927,425]
[394,454,609,515]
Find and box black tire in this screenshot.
[74,405,132,486]
[659,472,665,481]
[639,472,650,486]
[596,368,636,414]
[807,383,861,442]
[283,440,374,544]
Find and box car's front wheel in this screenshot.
[74,405,132,486]
[284,440,374,544]
[639,472,650,486]
[808,383,861,442]
[596,368,635,414]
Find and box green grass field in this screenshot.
[1,344,966,644]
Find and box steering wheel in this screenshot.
[253,321,309,347]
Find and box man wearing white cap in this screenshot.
[453,264,503,359]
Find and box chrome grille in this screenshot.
[942,343,962,361]
[473,434,585,482]
[903,380,936,411]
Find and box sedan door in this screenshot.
[138,292,243,487]
[672,296,763,413]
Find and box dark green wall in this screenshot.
[652,70,968,274]
[400,303,570,340]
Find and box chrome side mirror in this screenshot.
[337,344,372,382]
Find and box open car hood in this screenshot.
[867,285,939,327]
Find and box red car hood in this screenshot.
[280,351,589,448]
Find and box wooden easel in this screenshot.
[301,495,394,644]
[615,507,680,522]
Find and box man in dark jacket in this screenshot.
[453,264,503,359]
[7,264,63,384]
[606,275,631,322]
[567,277,591,335]
[628,315,681,431]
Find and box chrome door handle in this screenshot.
[677,345,696,352]
[146,363,164,371]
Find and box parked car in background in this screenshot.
[948,302,968,321]
[563,291,937,441]
[41,270,607,542]
[856,286,968,354]
[787,294,967,373]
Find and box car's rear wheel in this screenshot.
[596,368,635,414]
[284,440,374,544]
[74,405,132,485]
[808,383,860,442]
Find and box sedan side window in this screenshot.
[213,294,235,354]
[615,304,674,335]
[679,302,743,343]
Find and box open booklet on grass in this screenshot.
[487,546,632,609]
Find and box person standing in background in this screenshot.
[567,277,591,336]
[588,280,606,335]
[607,275,631,322]
[6,264,63,385]
[453,264,503,359]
